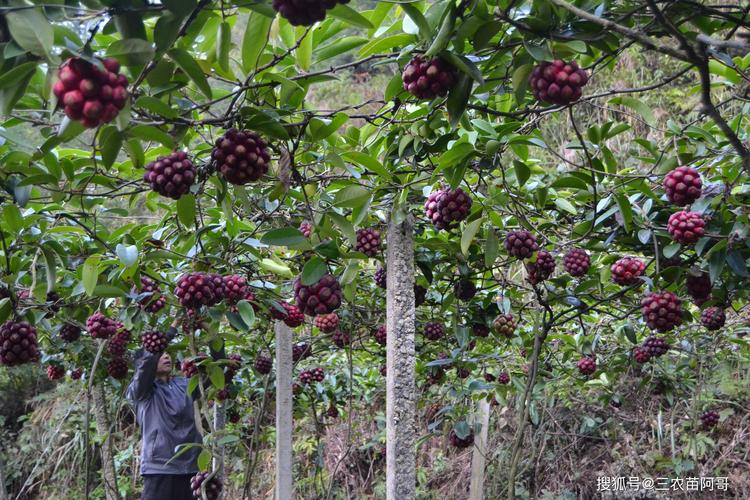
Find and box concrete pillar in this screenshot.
[275,321,293,500]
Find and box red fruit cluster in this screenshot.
[374,267,387,289]
[563,248,590,276]
[299,221,312,238]
[142,330,168,353]
[143,152,195,200]
[424,187,472,230]
[641,291,683,332]
[492,314,516,338]
[299,367,325,385]
[254,355,273,375]
[216,388,229,401]
[46,291,61,313]
[271,302,304,327]
[314,313,339,333]
[498,371,510,385]
[47,364,65,381]
[686,272,711,302]
[356,228,381,257]
[70,368,83,380]
[700,410,720,429]
[292,383,303,395]
[611,257,646,286]
[228,410,240,424]
[454,280,477,300]
[293,342,312,362]
[107,357,128,379]
[484,372,496,382]
[373,324,387,346]
[222,275,248,304]
[633,346,651,364]
[181,353,208,378]
[190,472,222,500]
[663,166,702,206]
[59,323,81,342]
[504,230,539,259]
[294,273,342,316]
[472,323,489,338]
[87,312,118,339]
[667,211,705,245]
[529,59,589,105]
[212,129,270,185]
[456,366,471,379]
[415,285,427,307]
[643,336,670,358]
[53,57,128,128]
[701,307,726,331]
[108,330,131,356]
[526,250,555,284]
[326,405,339,419]
[423,322,444,341]
[137,276,166,313]
[577,356,596,375]
[175,272,225,309]
[402,56,457,100]
[332,330,351,347]
[448,429,474,449]
[225,354,242,379]
[272,0,346,26]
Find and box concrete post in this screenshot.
[469,399,491,500]
[275,321,293,500]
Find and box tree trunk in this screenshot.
[469,399,491,500]
[386,214,416,500]
[92,383,120,500]
[275,321,293,500]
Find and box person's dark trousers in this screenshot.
[142,474,193,500]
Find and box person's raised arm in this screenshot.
[125,320,178,403]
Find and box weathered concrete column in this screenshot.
[212,403,226,499]
[386,214,416,500]
[469,399,491,500]
[275,321,293,500]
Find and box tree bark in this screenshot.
[213,404,226,499]
[386,214,416,500]
[92,383,120,500]
[275,321,293,500]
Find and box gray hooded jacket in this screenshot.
[126,331,202,475]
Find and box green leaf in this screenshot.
[82,255,101,296]
[176,194,196,227]
[613,193,633,232]
[333,185,370,208]
[726,251,748,277]
[169,48,212,99]
[328,4,374,29]
[41,246,57,293]
[461,219,482,256]
[129,125,175,149]
[447,73,472,128]
[609,97,657,128]
[106,39,155,66]
[237,300,256,329]
[301,257,327,286]
[260,228,306,246]
[359,34,414,57]
[0,62,37,91]
[401,4,431,40]
[217,21,231,71]
[441,52,485,85]
[99,126,123,168]
[485,227,498,268]
[341,151,392,181]
[197,449,211,471]
[296,26,312,71]
[512,64,533,104]
[134,96,178,119]
[259,258,293,277]
[316,37,368,62]
[514,161,530,187]
[242,13,272,73]
[163,0,196,17]
[93,285,128,298]
[6,8,53,58]
[554,198,577,215]
[663,243,681,259]
[208,365,225,389]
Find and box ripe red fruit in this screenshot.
[448,429,474,449]
[222,275,248,304]
[292,382,303,395]
[299,221,312,238]
[484,372,496,382]
[667,211,705,245]
[87,312,118,339]
[175,272,225,309]
[374,267,387,289]
[504,230,539,259]
[326,405,339,419]
[59,323,81,342]
[70,368,83,380]
[331,330,351,347]
[108,330,131,356]
[701,307,726,331]
[424,187,472,230]
[228,409,240,424]
[498,371,510,385]
[142,330,168,353]
[563,248,590,276]
[102,57,120,73]
[271,302,304,327]
[254,355,272,374]
[414,285,427,307]
[423,322,444,341]
[373,324,387,346]
[182,353,208,378]
[456,366,471,379]
[454,279,477,300]
[294,273,342,316]
[107,357,128,379]
[402,56,457,100]
[143,151,196,200]
[299,367,325,384]
[79,78,99,98]
[47,364,65,381]
[293,342,312,362]
[529,59,589,105]
[356,228,381,256]
[63,89,85,110]
[633,346,651,363]
[472,323,489,338]
[212,128,271,185]
[526,250,555,284]
[643,336,670,358]
[577,356,596,375]
[610,257,646,285]
[225,354,242,379]
[190,471,222,500]
[314,313,339,333]
[663,166,702,206]
[492,314,516,338]
[641,291,683,332]
[136,276,166,313]
[700,410,720,429]
[272,0,344,26]
[686,272,711,301]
